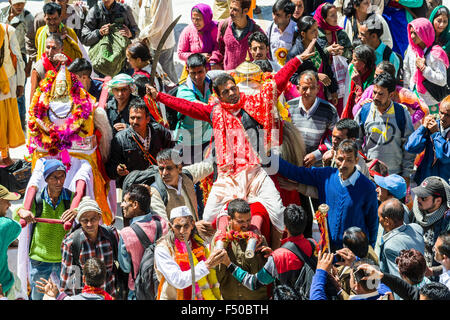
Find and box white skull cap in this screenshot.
[170,206,193,219]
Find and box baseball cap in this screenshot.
[11,0,26,4]
[412,176,446,198]
[374,174,407,199]
[0,185,21,201]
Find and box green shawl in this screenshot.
[429,5,450,55]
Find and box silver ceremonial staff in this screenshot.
[149,14,182,86]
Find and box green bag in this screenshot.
[88,26,130,77]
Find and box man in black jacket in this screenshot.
[105,99,174,188]
[81,0,138,48]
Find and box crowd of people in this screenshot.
[0,0,449,302]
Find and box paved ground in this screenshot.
[3,0,277,275]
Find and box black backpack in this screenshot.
[274,241,317,300]
[422,45,450,102]
[122,165,193,206]
[382,45,404,85]
[0,159,32,195]
[130,216,163,300]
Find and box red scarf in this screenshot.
[211,80,278,175]
[81,285,114,300]
[341,68,373,119]
[144,95,169,128]
[41,53,72,73]
[313,3,343,44]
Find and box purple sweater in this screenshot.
[210,17,264,70]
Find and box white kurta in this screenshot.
[138,0,175,50]
[154,244,210,289]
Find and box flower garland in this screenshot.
[174,234,221,300]
[214,229,261,248]
[27,70,94,168]
[277,100,291,122]
[199,173,214,206]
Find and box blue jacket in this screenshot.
[277,156,379,250]
[404,119,450,185]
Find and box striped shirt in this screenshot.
[60,226,119,297]
[288,97,339,161]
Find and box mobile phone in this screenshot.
[333,254,344,264]
[353,268,366,283]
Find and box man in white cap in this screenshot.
[0,185,24,300]
[60,196,119,298]
[154,206,226,300]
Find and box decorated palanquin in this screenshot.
[27,58,114,224]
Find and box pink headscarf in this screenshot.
[313,3,343,43]
[408,18,449,94]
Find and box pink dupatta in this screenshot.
[408,18,449,94]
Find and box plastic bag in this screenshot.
[88,27,130,77]
[332,55,348,99]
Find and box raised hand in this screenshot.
[334,247,356,267]
[145,84,159,100]
[317,250,334,274]
[35,277,59,298]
